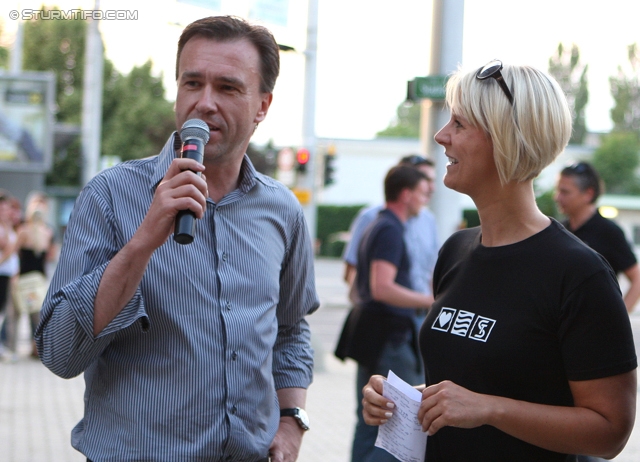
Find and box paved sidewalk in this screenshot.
[2,258,640,461]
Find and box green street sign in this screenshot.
[408,75,448,101]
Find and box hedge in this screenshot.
[316,205,366,257]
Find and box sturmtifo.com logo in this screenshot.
[9,10,138,21]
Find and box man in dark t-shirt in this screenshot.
[336,165,433,462]
[555,161,640,312]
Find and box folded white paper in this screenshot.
[374,370,427,462]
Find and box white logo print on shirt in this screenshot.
[431,307,496,342]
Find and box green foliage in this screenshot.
[317,205,365,257]
[47,137,82,186]
[45,60,121,186]
[21,7,89,185]
[462,209,480,228]
[610,43,640,134]
[21,7,176,186]
[535,190,561,219]
[0,46,8,69]
[22,7,87,123]
[592,131,640,194]
[376,101,420,138]
[0,22,7,69]
[101,61,175,162]
[548,43,589,145]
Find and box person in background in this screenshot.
[362,60,637,461]
[555,161,640,313]
[341,155,439,371]
[16,191,56,358]
[342,155,439,302]
[336,165,433,462]
[0,190,19,361]
[36,16,317,462]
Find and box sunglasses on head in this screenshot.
[565,162,590,174]
[476,60,514,105]
[405,155,428,166]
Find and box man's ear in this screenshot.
[254,93,273,123]
[399,187,412,204]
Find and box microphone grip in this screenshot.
[173,138,205,245]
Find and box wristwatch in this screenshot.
[280,407,310,431]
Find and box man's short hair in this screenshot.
[176,15,280,93]
[385,165,427,202]
[560,161,603,203]
[398,154,434,168]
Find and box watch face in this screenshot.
[295,408,310,430]
[281,407,310,430]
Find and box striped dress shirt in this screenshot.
[35,134,319,461]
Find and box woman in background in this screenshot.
[16,191,56,358]
[0,190,19,360]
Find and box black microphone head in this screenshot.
[180,119,210,144]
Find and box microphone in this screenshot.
[173,119,210,245]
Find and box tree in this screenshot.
[22,6,104,185]
[21,6,175,186]
[0,23,9,69]
[610,43,640,134]
[101,61,174,162]
[22,7,87,124]
[591,131,640,194]
[548,43,589,145]
[535,189,561,219]
[376,101,420,138]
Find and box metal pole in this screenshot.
[81,0,104,185]
[300,0,319,244]
[422,0,465,243]
[9,16,23,74]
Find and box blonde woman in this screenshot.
[362,61,636,461]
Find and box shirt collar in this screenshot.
[150,132,258,196]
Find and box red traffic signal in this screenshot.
[296,148,310,172]
[296,148,310,165]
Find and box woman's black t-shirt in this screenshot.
[420,219,637,462]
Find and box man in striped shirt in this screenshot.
[36,16,318,462]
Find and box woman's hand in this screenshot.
[362,375,396,425]
[418,380,491,435]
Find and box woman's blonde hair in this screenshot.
[445,63,572,185]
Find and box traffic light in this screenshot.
[296,148,310,173]
[324,145,336,186]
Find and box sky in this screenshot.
[1,0,639,148]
